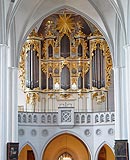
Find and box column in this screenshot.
[124,44,130,154]
[12,67,18,141]
[7,67,18,142]
[0,44,8,160]
[114,65,127,140]
[7,17,18,142]
[7,67,13,142]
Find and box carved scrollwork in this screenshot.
[92,91,106,104]
[105,44,113,89]
[26,92,40,105]
[18,50,26,89]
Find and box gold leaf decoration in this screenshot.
[57,14,75,34]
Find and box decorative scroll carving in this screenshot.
[26,92,39,105]
[105,44,113,89]
[92,91,106,104]
[19,50,26,89]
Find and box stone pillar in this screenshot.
[7,67,18,142]
[114,66,121,139]
[7,67,13,142]
[0,44,8,160]
[114,65,127,140]
[12,67,18,141]
[7,17,18,142]
[124,44,130,155]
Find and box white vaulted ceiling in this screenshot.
[5,0,127,65]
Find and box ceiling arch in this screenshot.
[6,0,126,66]
[7,1,111,56]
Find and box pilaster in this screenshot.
[7,17,18,142]
[7,67,18,142]
[123,44,130,155]
[113,65,127,140]
[0,44,8,160]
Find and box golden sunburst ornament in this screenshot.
[57,14,75,34]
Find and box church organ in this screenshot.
[19,13,112,112]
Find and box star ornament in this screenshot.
[57,14,75,34]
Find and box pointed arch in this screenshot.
[40,131,92,160]
[95,142,115,160]
[19,142,38,160]
[16,5,114,67]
